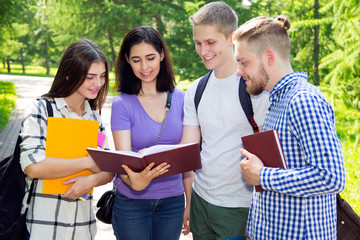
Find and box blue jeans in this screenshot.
[112,192,184,240]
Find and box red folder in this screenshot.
[87,142,202,178]
[241,129,287,192]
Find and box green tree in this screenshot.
[0,23,29,73]
[0,0,30,72]
[319,0,360,110]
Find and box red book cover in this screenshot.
[87,142,202,178]
[241,129,287,192]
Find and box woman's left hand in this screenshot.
[121,162,170,191]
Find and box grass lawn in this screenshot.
[0,81,17,131]
[0,64,58,77]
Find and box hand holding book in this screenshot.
[240,129,287,192]
[121,162,171,191]
[239,149,263,186]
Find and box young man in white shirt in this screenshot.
[180,2,269,239]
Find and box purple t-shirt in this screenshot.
[111,87,185,199]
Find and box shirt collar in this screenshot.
[54,97,93,119]
[270,72,308,101]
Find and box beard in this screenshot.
[245,63,269,95]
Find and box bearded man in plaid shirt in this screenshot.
[233,15,346,239]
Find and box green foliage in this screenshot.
[319,90,360,214]
[0,0,359,113]
[0,81,17,131]
[318,0,360,110]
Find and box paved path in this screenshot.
[0,74,192,240]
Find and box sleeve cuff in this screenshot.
[259,167,277,191]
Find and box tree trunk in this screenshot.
[44,39,50,75]
[108,31,116,71]
[155,10,165,37]
[6,59,11,73]
[20,48,25,74]
[313,0,320,86]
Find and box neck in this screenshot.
[267,62,293,92]
[213,54,238,79]
[64,94,85,114]
[139,81,158,97]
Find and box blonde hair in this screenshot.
[189,1,238,38]
[233,15,291,60]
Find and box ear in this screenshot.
[160,50,165,61]
[228,31,235,46]
[264,49,276,67]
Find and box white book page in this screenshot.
[141,143,194,157]
[115,150,141,158]
[88,148,141,158]
[273,131,287,169]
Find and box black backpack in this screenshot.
[194,70,259,133]
[0,98,53,240]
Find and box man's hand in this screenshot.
[182,205,191,235]
[240,149,264,186]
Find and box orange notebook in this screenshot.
[43,117,99,195]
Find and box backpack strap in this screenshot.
[238,77,259,133]
[44,98,53,118]
[194,70,213,112]
[194,71,259,133]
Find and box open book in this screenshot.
[87,142,201,178]
[241,129,287,192]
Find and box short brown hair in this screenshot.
[190,1,238,38]
[233,15,291,60]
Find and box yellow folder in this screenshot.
[43,117,99,195]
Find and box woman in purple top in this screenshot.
[110,26,193,240]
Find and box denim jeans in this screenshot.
[112,192,184,240]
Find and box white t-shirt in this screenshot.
[183,72,270,207]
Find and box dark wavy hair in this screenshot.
[42,39,109,111]
[115,26,175,94]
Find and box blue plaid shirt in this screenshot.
[247,72,346,239]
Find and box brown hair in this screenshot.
[43,39,109,111]
[189,1,238,38]
[233,15,291,60]
[114,25,175,94]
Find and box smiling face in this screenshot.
[193,24,234,73]
[234,40,270,95]
[73,61,106,100]
[126,42,164,85]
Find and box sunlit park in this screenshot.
[1,0,359,235]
